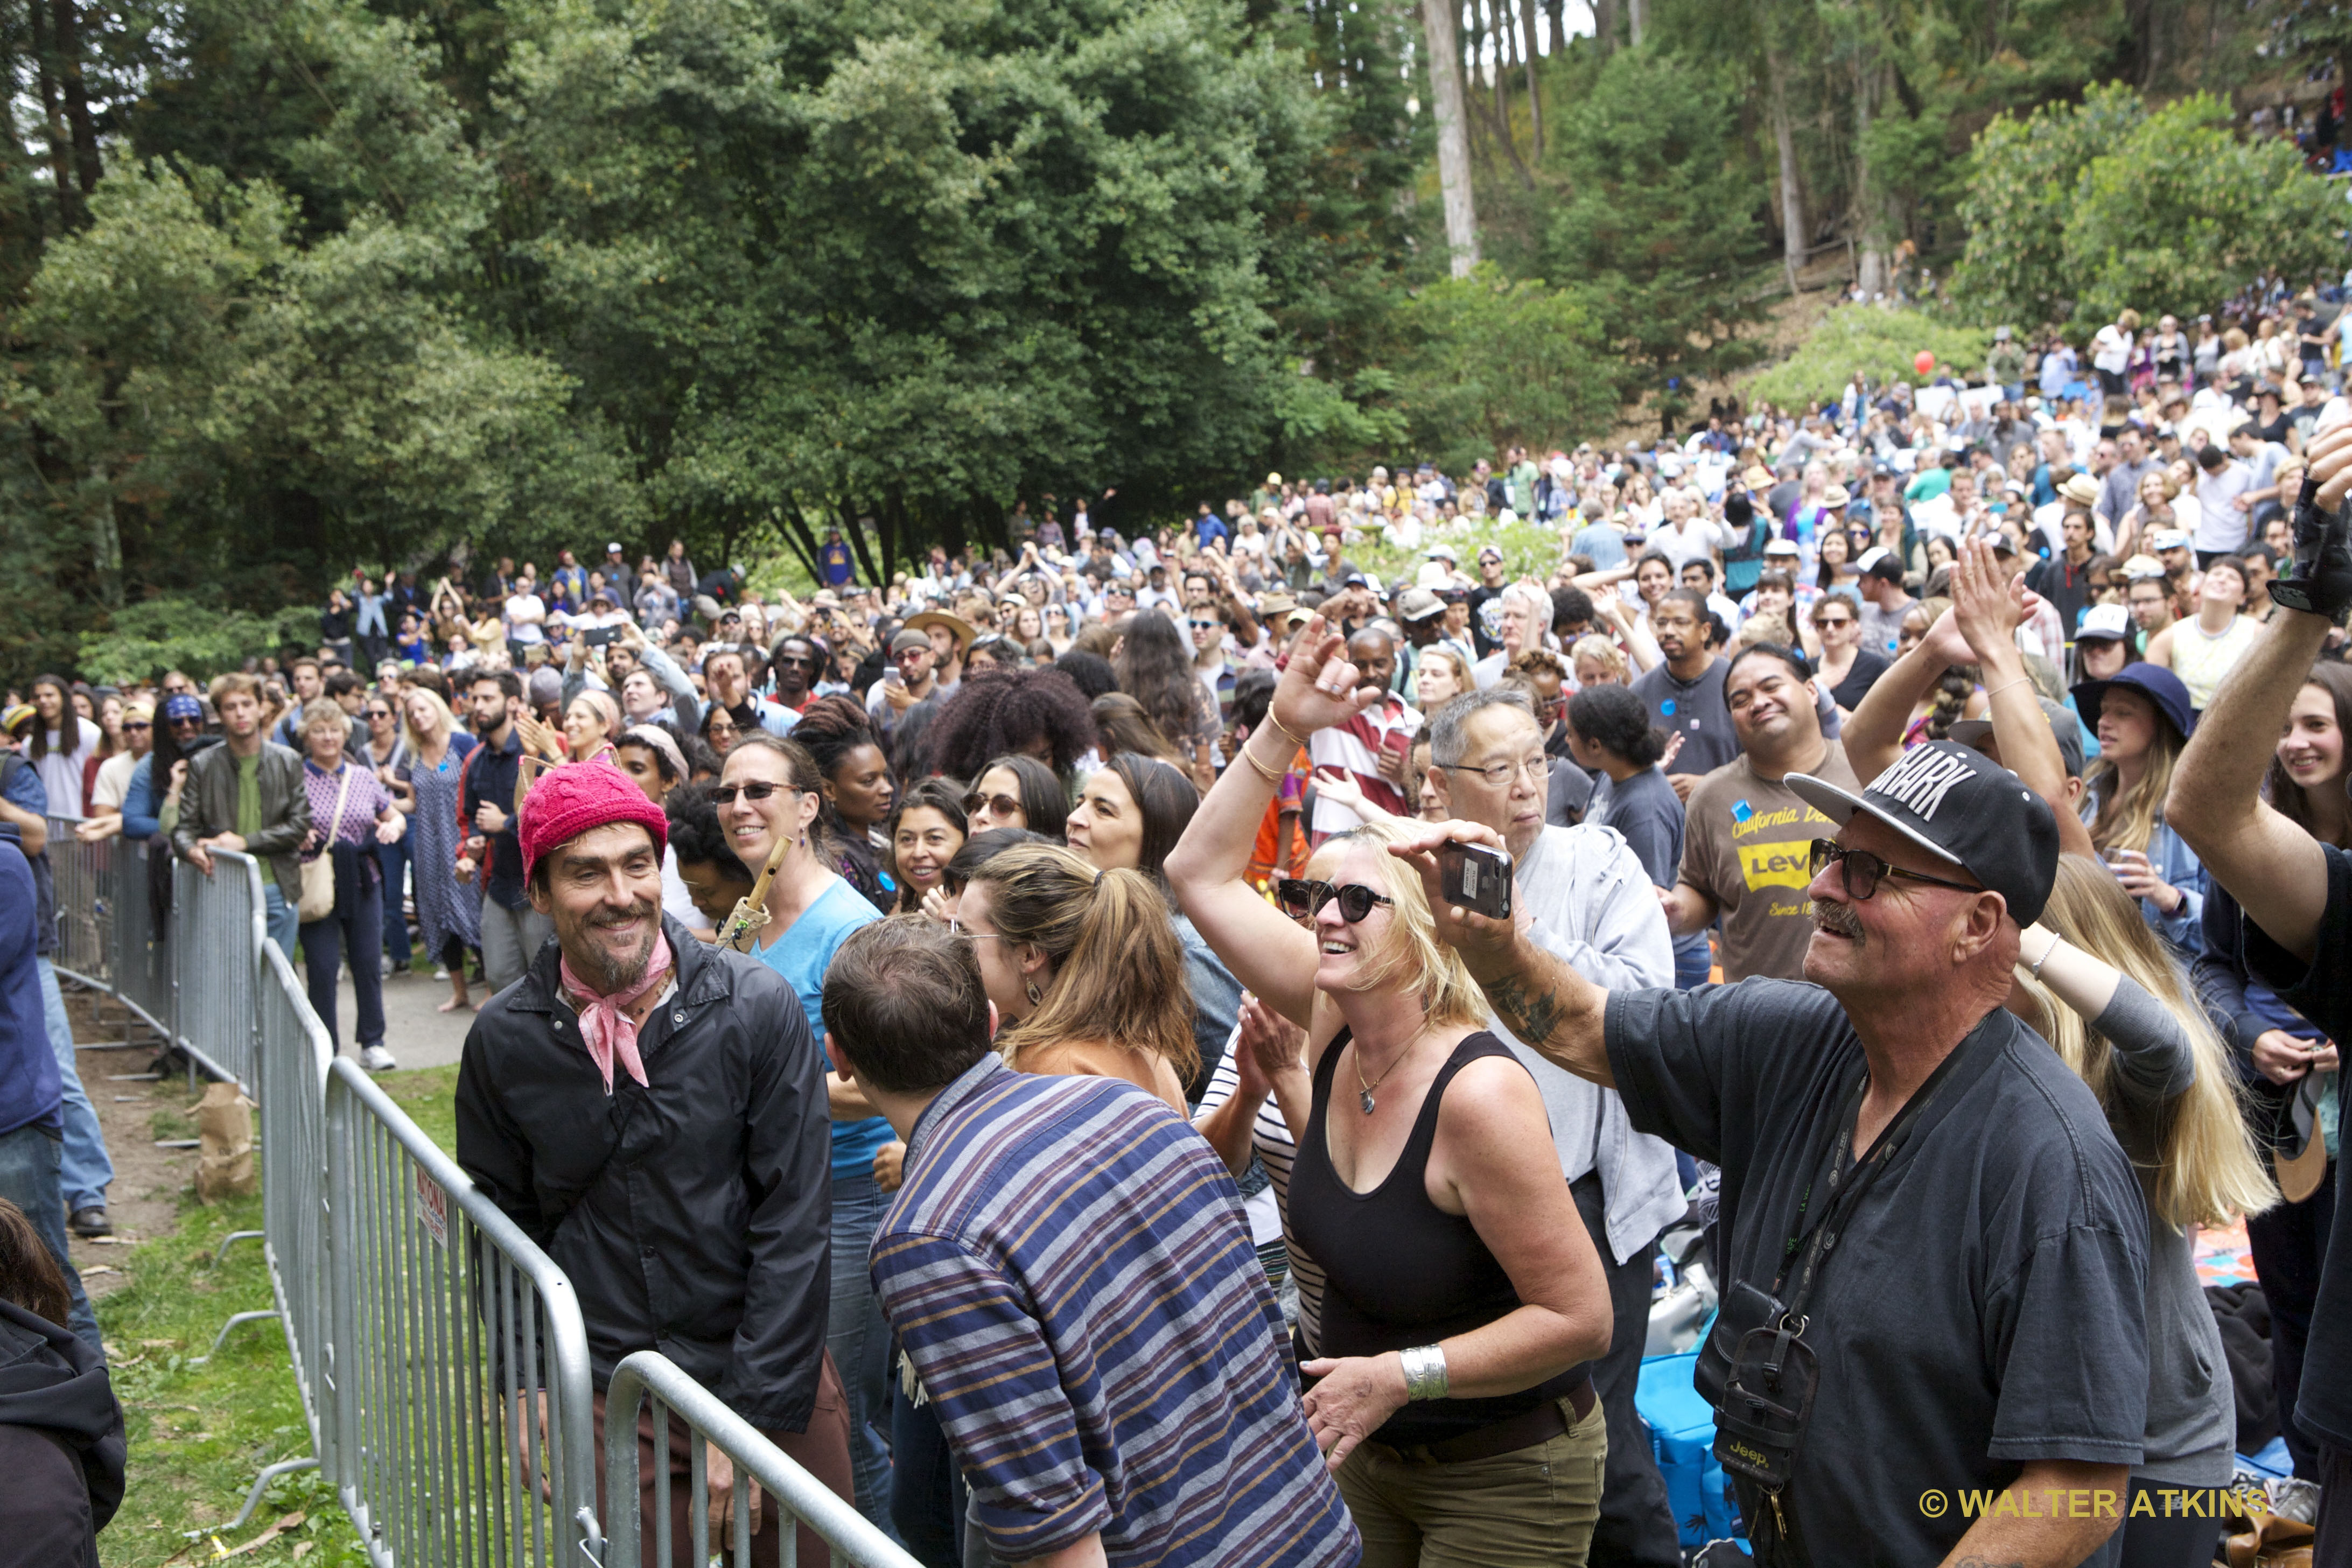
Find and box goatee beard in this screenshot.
[581,906,660,993]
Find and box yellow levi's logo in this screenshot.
[1739,839,1815,891]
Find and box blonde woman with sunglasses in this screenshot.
[1167,616,1612,1567]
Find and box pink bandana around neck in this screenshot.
[559,933,674,1095]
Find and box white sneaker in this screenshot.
[380,955,395,977]
[360,1045,397,1072]
[432,968,451,981]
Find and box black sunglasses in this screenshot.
[122,720,152,731]
[1275,878,1395,923]
[711,781,793,804]
[1808,839,1980,901]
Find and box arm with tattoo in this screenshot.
[1462,928,1618,1091]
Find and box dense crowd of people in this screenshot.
[0,281,2348,1567]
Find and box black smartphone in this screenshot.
[583,625,621,648]
[1438,842,1512,920]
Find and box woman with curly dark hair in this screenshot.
[923,668,1097,782]
[779,695,896,910]
[1113,611,1219,789]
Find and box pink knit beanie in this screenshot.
[516,761,669,882]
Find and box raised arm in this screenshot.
[1948,539,2096,859]
[2167,424,2352,964]
[1164,615,1379,1030]
[1842,610,1969,782]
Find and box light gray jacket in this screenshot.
[1494,823,1686,1264]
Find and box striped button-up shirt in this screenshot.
[870,1055,1357,1568]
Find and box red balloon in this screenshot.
[1913,350,1936,375]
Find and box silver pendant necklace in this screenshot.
[1352,1039,1410,1115]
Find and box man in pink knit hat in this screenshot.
[453,761,851,1563]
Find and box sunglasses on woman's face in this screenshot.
[711,781,793,805]
[963,791,1021,820]
[122,720,152,732]
[1275,878,1395,923]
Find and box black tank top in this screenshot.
[1290,1027,1588,1446]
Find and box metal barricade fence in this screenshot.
[43,815,113,991]
[115,837,175,1037]
[256,944,338,1466]
[326,1057,601,1567]
[603,1352,921,1568]
[174,848,265,1093]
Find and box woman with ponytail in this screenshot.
[2010,857,2277,1565]
[954,840,1195,1112]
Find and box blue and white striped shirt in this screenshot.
[870,1055,1357,1568]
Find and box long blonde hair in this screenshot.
[400,687,458,755]
[1305,817,1488,1030]
[2012,855,2276,1228]
[966,841,1199,1081]
[2084,711,2184,855]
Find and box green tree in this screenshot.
[1382,265,1616,473]
[2063,94,2346,321]
[1948,84,2148,326]
[1546,45,1767,403]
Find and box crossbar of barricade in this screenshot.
[44,814,895,1567]
[602,1352,923,1568]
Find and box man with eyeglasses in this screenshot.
[1661,643,1860,983]
[1422,686,1684,1565]
[1189,599,1237,742]
[1391,740,2148,1568]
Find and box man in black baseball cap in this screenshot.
[1381,730,2145,1568]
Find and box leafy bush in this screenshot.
[1745,307,1991,410]
[1383,266,1620,475]
[79,598,323,686]
[1952,86,2346,328]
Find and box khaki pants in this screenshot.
[592,1352,853,1567]
[1338,1397,1607,1567]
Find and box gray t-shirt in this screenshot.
[1606,982,2148,1565]
[1631,658,1737,778]
[1595,764,1705,969]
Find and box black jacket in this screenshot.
[453,919,833,1429]
[0,1299,125,1568]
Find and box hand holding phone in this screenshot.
[1438,842,1512,919]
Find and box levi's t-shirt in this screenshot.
[1679,741,1857,983]
[1606,983,2148,1567]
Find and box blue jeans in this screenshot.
[36,958,113,1214]
[300,880,387,1054]
[262,881,298,965]
[889,1343,968,1568]
[376,840,411,968]
[829,1168,897,1536]
[0,1121,100,1352]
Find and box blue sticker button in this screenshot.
[1731,799,1753,823]
[1661,699,1677,717]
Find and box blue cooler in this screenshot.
[1636,1348,1746,1550]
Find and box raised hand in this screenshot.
[1268,615,1383,741]
[1949,537,2024,666]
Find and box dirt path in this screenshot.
[61,984,204,1304]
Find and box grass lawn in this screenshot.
[103,1063,461,1567]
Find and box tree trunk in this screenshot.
[1593,0,1619,55]
[1543,0,1564,56]
[89,465,122,610]
[1627,0,1646,47]
[1520,0,1543,155]
[26,0,78,228]
[1766,45,1806,285]
[1420,0,1481,275]
[51,0,101,201]
[1853,53,1887,296]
